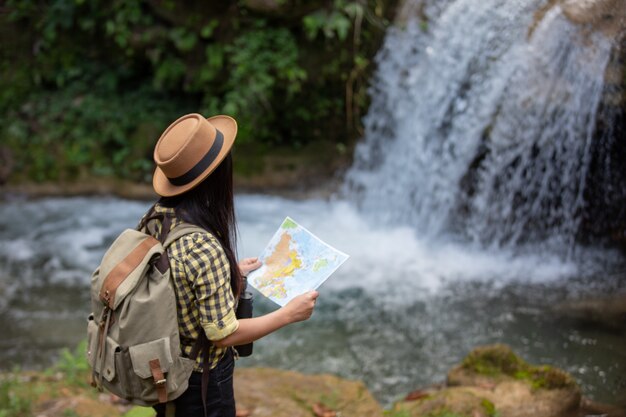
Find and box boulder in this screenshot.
[234,367,383,417]
[391,387,497,417]
[394,344,584,417]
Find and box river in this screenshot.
[0,194,624,405]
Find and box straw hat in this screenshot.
[152,113,237,197]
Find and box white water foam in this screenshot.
[345,0,616,254]
[0,195,585,296]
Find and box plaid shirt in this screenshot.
[145,204,239,371]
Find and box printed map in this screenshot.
[247,217,349,306]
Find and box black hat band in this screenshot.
[167,129,224,186]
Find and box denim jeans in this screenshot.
[154,350,235,417]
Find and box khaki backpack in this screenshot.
[87,217,206,406]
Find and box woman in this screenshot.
[141,113,318,417]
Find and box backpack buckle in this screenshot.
[150,359,169,403]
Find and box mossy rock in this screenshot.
[393,380,582,417]
[449,344,578,391]
[460,344,525,376]
[391,387,497,417]
[438,345,582,417]
[489,380,581,417]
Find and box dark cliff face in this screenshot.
[583,38,626,247]
[555,0,626,247]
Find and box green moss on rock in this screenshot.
[516,365,578,390]
[458,344,578,391]
[392,388,496,417]
[461,344,524,376]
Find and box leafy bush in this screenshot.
[0,0,397,183]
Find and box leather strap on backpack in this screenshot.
[189,332,213,417]
[149,358,168,403]
[155,216,172,273]
[99,237,160,308]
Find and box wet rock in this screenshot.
[553,294,626,332]
[391,387,496,417]
[560,0,626,37]
[233,367,383,417]
[394,344,583,417]
[581,397,626,417]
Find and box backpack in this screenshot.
[87,216,206,406]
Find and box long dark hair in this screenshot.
[158,153,242,299]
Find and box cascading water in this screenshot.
[346,0,620,253]
[1,0,625,407]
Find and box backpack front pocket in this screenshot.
[128,337,174,402]
[93,335,120,383]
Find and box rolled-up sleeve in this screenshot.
[182,233,239,341]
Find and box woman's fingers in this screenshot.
[283,291,319,323]
[239,257,262,276]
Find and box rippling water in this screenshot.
[0,195,624,405]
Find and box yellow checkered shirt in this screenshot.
[146,205,239,372]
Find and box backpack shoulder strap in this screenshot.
[161,221,216,417]
[162,222,208,249]
[152,221,206,273]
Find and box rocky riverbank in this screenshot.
[0,140,350,202]
[3,344,624,417]
[391,344,625,417]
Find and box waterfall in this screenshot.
[345,0,620,253]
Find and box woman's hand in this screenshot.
[281,291,319,323]
[238,257,262,277]
[213,290,320,348]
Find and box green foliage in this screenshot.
[204,23,307,143]
[480,398,498,417]
[0,374,32,417]
[1,0,397,183]
[54,340,90,387]
[2,84,187,182]
[304,2,353,41]
[123,406,156,417]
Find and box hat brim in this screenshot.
[153,115,237,197]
